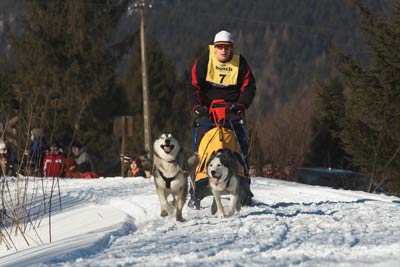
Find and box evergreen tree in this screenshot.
[0,61,14,115]
[334,0,400,192]
[123,36,190,155]
[9,0,133,174]
[305,79,350,169]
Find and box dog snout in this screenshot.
[211,170,216,176]
[165,139,171,146]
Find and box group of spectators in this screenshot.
[2,126,294,181]
[0,128,98,179]
[1,125,157,179]
[0,141,16,177]
[249,160,296,180]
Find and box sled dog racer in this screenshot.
[190,30,256,169]
[190,30,256,205]
[191,30,256,116]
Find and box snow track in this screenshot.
[0,177,399,267]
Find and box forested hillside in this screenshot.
[1,0,390,115]
[120,0,390,115]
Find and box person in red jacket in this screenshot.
[191,31,256,112]
[191,30,256,206]
[42,142,65,178]
[191,30,256,163]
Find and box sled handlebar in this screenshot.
[192,100,244,128]
[209,99,228,126]
[209,99,244,126]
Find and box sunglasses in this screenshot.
[215,44,233,50]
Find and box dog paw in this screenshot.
[176,217,186,222]
[217,213,226,219]
[160,210,168,217]
[226,210,234,217]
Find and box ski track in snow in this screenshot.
[1,177,399,267]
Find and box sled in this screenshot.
[189,99,253,209]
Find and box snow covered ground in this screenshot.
[0,176,399,267]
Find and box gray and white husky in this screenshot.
[153,133,198,222]
[207,148,241,218]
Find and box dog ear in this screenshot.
[220,149,237,171]
[217,149,229,167]
[224,148,234,158]
[215,148,224,155]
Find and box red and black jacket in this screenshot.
[191,51,256,111]
[42,153,65,177]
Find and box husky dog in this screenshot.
[207,148,241,218]
[153,133,198,222]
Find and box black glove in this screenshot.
[194,106,208,117]
[229,103,245,116]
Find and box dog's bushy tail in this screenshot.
[186,153,199,172]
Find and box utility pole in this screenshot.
[133,1,153,160]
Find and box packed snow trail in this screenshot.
[0,177,399,267]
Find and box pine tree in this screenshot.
[10,0,133,174]
[0,62,14,115]
[123,36,190,154]
[334,0,400,193]
[305,79,350,169]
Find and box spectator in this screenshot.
[63,157,80,178]
[42,142,65,178]
[279,163,296,181]
[0,139,6,154]
[128,156,146,178]
[43,145,51,157]
[1,139,18,175]
[0,138,17,163]
[0,153,16,177]
[262,160,279,178]
[249,165,258,178]
[19,149,35,177]
[71,142,99,178]
[139,150,153,178]
[120,153,133,176]
[29,128,46,176]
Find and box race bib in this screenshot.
[206,45,240,87]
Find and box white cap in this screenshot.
[213,30,234,45]
[0,141,6,150]
[31,128,44,137]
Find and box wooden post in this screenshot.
[121,117,126,177]
[113,116,134,177]
[134,1,153,160]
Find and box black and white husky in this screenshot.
[207,148,241,218]
[153,133,198,222]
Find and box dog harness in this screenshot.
[157,169,176,189]
[153,151,188,189]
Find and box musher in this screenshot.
[190,30,256,205]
